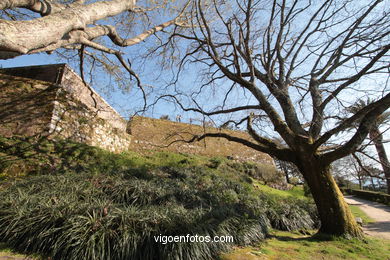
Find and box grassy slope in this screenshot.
[223,184,389,259]
[222,184,388,259]
[253,181,305,198]
[0,135,278,182]
[1,136,388,260]
[0,136,315,259]
[222,230,390,260]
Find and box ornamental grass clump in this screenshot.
[263,195,319,231]
[0,137,318,259]
[0,168,271,260]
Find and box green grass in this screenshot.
[0,135,318,260]
[0,242,40,258]
[1,136,388,260]
[349,205,375,224]
[253,181,305,199]
[0,135,210,181]
[0,136,279,182]
[0,171,315,259]
[221,230,390,260]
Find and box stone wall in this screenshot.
[0,75,56,137]
[0,66,131,153]
[128,116,274,165]
[59,65,126,132]
[0,64,274,166]
[48,87,131,153]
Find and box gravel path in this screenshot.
[344,195,390,240]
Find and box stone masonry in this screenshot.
[0,64,131,153]
[0,64,274,165]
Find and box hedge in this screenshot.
[342,188,390,205]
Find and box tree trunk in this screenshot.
[369,127,390,194]
[370,177,376,190]
[297,158,363,238]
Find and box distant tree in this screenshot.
[274,158,302,185]
[332,154,380,190]
[159,115,170,120]
[347,99,390,194]
[153,0,390,237]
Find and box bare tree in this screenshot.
[152,0,390,237]
[0,0,192,110]
[332,154,384,190]
[274,157,302,185]
[342,99,390,193]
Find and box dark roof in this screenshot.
[0,64,67,84]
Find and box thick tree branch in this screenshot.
[314,95,390,150]
[321,93,390,164]
[352,153,385,180]
[0,0,136,59]
[0,0,67,15]
[182,132,293,162]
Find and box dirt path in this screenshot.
[344,195,390,240]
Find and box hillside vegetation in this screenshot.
[0,135,318,259]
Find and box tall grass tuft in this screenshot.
[0,136,318,259]
[0,167,272,259]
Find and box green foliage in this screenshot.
[0,169,269,259]
[262,195,319,231]
[223,161,282,183]
[0,136,204,179]
[207,156,225,169]
[0,136,318,259]
[253,181,306,199]
[222,230,390,260]
[349,205,375,224]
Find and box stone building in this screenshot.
[0,64,274,165]
[0,64,131,152]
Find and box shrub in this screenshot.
[0,168,266,259]
[207,157,225,169]
[223,161,285,186]
[0,136,318,259]
[342,188,390,205]
[0,165,318,260]
[261,194,319,231]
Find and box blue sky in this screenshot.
[0,34,389,161]
[0,53,143,118]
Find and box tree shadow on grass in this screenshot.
[266,231,335,243]
[0,135,103,179]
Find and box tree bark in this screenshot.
[297,157,363,238]
[369,127,390,194]
[0,0,135,59]
[370,177,376,190]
